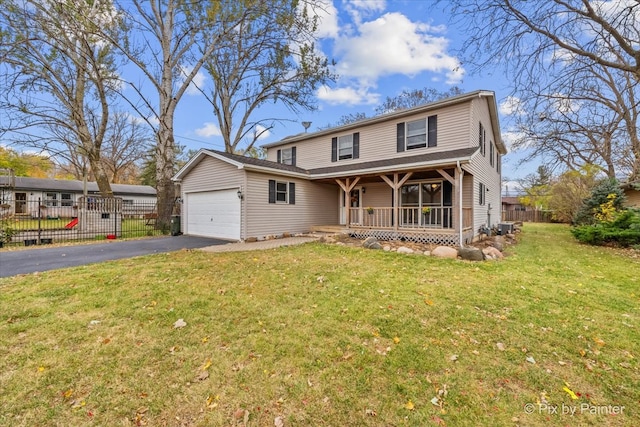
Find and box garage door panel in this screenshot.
[186,190,240,240]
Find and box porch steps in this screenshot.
[310,225,348,234]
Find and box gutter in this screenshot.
[457,160,464,247]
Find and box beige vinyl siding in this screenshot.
[180,157,244,192]
[245,171,338,238]
[179,157,245,236]
[464,98,502,232]
[361,182,393,208]
[624,189,640,207]
[266,103,473,170]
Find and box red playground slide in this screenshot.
[65,218,79,229]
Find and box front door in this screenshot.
[339,187,362,225]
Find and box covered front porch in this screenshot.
[316,166,474,246]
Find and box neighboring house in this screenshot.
[621,181,640,208]
[501,196,530,212]
[0,176,157,218]
[173,90,506,245]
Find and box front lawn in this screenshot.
[0,224,638,426]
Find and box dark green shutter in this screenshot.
[331,138,337,162]
[268,180,276,203]
[396,123,405,152]
[353,133,360,159]
[277,149,281,163]
[428,115,437,147]
[289,182,295,204]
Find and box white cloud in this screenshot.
[254,124,271,140]
[317,84,380,106]
[309,0,340,39]
[333,12,464,84]
[499,96,523,116]
[501,130,526,151]
[344,0,386,25]
[195,122,222,138]
[180,66,206,96]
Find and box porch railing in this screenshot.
[348,207,455,229]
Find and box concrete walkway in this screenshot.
[199,236,319,252]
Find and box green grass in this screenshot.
[0,223,638,426]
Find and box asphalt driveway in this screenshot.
[0,235,228,278]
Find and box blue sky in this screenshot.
[167,0,530,190]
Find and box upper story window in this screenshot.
[331,132,360,162]
[277,147,296,166]
[489,141,494,166]
[338,134,353,160]
[479,122,486,156]
[397,115,437,152]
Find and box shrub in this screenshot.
[573,178,626,225]
[571,209,640,247]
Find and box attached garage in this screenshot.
[185,189,241,240]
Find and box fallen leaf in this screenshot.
[593,337,606,347]
[38,366,45,372]
[450,354,459,362]
[274,415,285,427]
[365,408,377,417]
[425,299,434,306]
[496,342,506,351]
[405,400,415,410]
[526,356,536,364]
[202,337,209,343]
[173,319,187,329]
[431,396,440,406]
[393,336,400,344]
[202,359,212,370]
[563,382,579,400]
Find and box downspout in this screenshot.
[457,160,464,247]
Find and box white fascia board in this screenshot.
[239,164,310,179]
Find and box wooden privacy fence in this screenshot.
[501,210,554,223]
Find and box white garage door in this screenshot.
[186,189,241,240]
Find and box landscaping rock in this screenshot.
[458,247,485,261]
[363,237,381,249]
[432,246,458,259]
[383,245,392,252]
[483,246,504,260]
[492,236,505,251]
[396,246,414,254]
[424,251,431,256]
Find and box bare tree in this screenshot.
[445,0,640,180]
[105,0,251,227]
[0,0,121,196]
[53,112,151,183]
[374,87,464,115]
[196,0,335,154]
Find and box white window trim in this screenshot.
[406,118,427,150]
[338,134,353,160]
[275,181,289,204]
[281,147,293,165]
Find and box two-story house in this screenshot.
[172,90,506,245]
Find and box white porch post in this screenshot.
[379,172,413,232]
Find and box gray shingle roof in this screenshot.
[13,177,156,196]
[203,148,478,178]
[207,149,309,175]
[306,147,478,176]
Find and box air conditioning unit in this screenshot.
[498,223,514,236]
